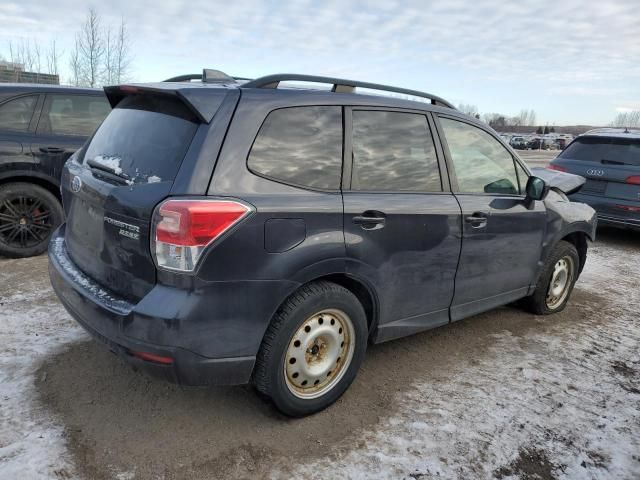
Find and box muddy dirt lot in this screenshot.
[1,227,639,479]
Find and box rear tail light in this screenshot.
[152,199,252,272]
[547,164,568,173]
[625,176,640,185]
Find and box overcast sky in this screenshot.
[1,0,639,125]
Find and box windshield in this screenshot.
[84,95,199,184]
[560,136,640,166]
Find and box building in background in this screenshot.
[0,61,59,85]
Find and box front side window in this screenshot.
[351,110,442,192]
[38,94,110,136]
[440,118,520,195]
[248,106,343,190]
[0,95,38,132]
[514,161,529,194]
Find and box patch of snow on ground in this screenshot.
[272,242,640,479]
[0,256,86,478]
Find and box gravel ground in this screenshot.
[1,227,639,480]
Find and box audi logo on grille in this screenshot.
[587,169,605,177]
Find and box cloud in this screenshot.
[0,0,638,124]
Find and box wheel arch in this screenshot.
[560,230,589,274]
[0,172,62,202]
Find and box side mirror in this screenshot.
[525,176,549,201]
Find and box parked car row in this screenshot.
[509,135,567,150]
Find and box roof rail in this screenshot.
[241,73,455,109]
[163,69,252,83]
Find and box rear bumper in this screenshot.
[570,192,640,231]
[48,228,294,386]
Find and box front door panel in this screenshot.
[451,194,546,319]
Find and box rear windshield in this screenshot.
[84,95,199,184]
[560,136,640,166]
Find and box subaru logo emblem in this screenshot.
[71,176,82,193]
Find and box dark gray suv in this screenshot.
[48,71,596,416]
[549,128,640,231]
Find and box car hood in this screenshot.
[530,167,586,195]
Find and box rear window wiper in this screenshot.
[601,158,631,165]
[86,158,132,185]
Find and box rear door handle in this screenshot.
[353,211,386,230]
[464,212,488,228]
[39,147,65,154]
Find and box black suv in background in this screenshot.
[0,84,110,257]
[49,71,596,416]
[549,128,640,231]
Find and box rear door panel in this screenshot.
[342,108,462,341]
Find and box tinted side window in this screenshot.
[0,95,38,132]
[351,111,441,192]
[248,106,343,190]
[38,94,110,136]
[440,118,520,195]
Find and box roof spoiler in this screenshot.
[103,83,228,123]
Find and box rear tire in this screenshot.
[0,182,63,258]
[252,281,368,417]
[521,240,580,315]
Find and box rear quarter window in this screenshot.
[0,95,38,132]
[84,95,199,184]
[560,137,640,166]
[38,94,110,137]
[248,106,343,190]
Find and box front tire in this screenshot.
[0,182,63,258]
[522,240,580,315]
[253,281,368,417]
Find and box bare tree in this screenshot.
[46,40,62,76]
[77,8,105,87]
[68,38,82,86]
[114,18,132,83]
[458,103,479,117]
[611,110,640,128]
[103,17,132,84]
[104,28,115,85]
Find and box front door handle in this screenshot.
[353,211,386,230]
[39,146,65,154]
[464,212,488,228]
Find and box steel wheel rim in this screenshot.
[284,309,355,400]
[0,195,53,248]
[546,256,575,309]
